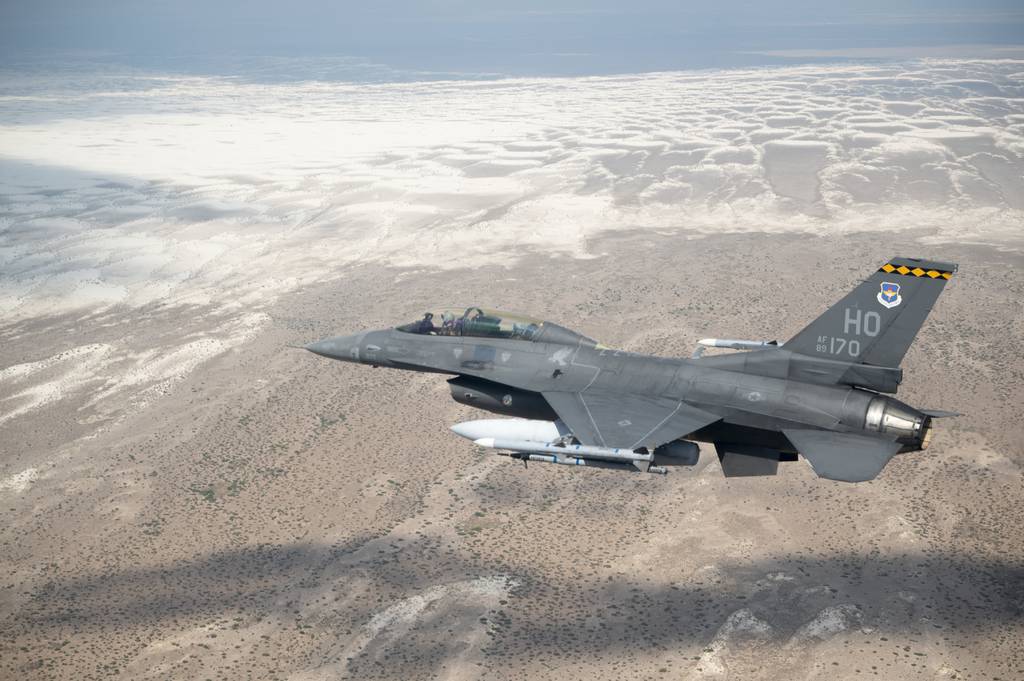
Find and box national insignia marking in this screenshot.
[877,281,902,309]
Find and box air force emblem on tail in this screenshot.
[877,282,902,309]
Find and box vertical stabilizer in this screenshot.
[785,257,956,367]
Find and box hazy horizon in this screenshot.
[2,1,1024,79]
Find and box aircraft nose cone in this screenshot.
[305,333,365,361]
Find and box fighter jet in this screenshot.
[305,257,958,482]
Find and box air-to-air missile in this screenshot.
[691,338,779,357]
[305,257,959,482]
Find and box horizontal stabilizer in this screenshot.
[784,429,902,482]
[715,443,783,477]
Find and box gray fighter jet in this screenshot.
[306,257,958,482]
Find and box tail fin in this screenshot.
[785,257,957,367]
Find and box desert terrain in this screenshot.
[1,59,1023,680]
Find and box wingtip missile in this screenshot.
[698,338,780,350]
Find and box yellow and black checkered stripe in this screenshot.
[878,263,954,280]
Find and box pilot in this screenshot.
[416,312,436,334]
[440,311,456,335]
[514,322,540,340]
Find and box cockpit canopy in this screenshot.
[398,307,543,340]
[397,307,595,346]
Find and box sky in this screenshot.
[2,1,1024,76]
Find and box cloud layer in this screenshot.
[0,59,1022,325]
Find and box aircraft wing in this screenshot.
[542,391,720,450]
[783,429,902,482]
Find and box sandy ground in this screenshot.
[1,231,1022,680]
